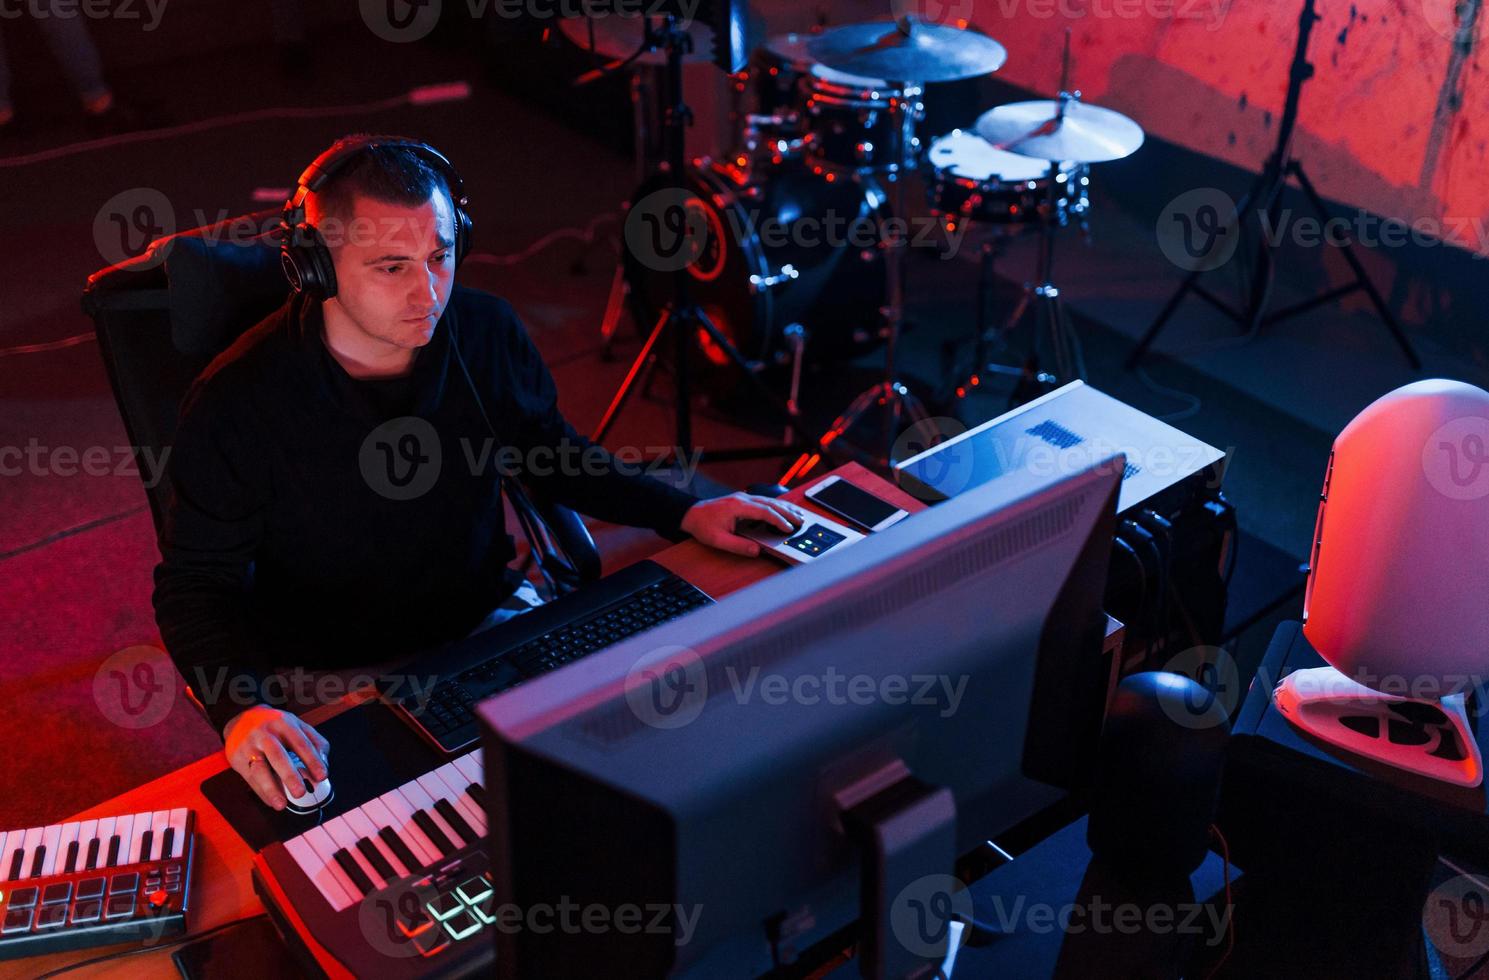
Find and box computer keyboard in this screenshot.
[389,561,713,752]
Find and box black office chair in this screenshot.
[81,209,602,594]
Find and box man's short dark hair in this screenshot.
[310,133,453,224]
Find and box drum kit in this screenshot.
[574,14,1147,468]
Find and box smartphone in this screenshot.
[803,476,910,532]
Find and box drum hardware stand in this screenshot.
[817,87,932,468]
[1126,0,1421,371]
[590,15,821,465]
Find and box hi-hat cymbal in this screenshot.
[974,99,1145,163]
[559,15,715,66]
[804,17,1007,83]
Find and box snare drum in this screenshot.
[925,130,1089,228]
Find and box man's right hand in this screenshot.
[223,705,330,811]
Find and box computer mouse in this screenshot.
[279,751,333,814]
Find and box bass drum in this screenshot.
[623,160,888,388]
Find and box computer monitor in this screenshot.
[478,455,1123,979]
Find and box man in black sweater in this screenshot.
[153,136,801,810]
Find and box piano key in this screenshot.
[379,790,442,868]
[452,752,482,787]
[0,828,29,882]
[57,824,80,874]
[111,814,134,866]
[431,764,486,836]
[0,834,6,879]
[285,834,354,913]
[416,771,480,841]
[87,817,113,870]
[333,849,375,896]
[167,808,189,859]
[28,846,46,878]
[359,798,426,873]
[148,812,171,861]
[412,810,458,857]
[323,817,385,893]
[355,838,397,882]
[342,809,407,879]
[300,826,363,909]
[400,782,464,850]
[105,835,121,868]
[432,799,479,847]
[38,825,62,877]
[127,811,154,863]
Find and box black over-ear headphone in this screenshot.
[277,137,474,301]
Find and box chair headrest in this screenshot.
[160,209,292,357]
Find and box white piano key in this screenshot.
[361,797,430,872]
[431,764,486,836]
[342,808,408,879]
[0,831,15,882]
[452,752,482,788]
[111,814,133,866]
[300,825,364,908]
[167,808,189,859]
[127,810,154,864]
[92,817,116,869]
[38,825,62,877]
[74,819,98,870]
[414,771,477,839]
[56,823,80,873]
[380,789,441,867]
[322,815,385,892]
[15,827,42,879]
[399,781,465,850]
[148,811,171,861]
[285,834,354,913]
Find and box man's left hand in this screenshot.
[680,492,804,558]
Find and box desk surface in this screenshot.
[5,463,922,979]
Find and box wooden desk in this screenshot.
[5,464,919,978]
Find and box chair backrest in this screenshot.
[81,209,291,534]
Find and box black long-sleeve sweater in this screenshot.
[152,285,699,733]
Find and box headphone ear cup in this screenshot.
[307,227,337,300]
[454,207,473,268]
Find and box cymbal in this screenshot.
[765,32,892,87]
[804,17,1007,83]
[974,99,1145,163]
[558,15,715,66]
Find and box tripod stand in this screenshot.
[1126,0,1421,371]
[590,16,818,464]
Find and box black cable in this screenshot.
[32,913,270,979]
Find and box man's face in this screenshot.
[311,190,456,351]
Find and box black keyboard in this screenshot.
[385,560,713,751]
[0,808,195,961]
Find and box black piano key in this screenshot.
[465,782,486,808]
[28,847,45,878]
[332,848,374,896]
[63,840,79,874]
[139,830,154,862]
[7,847,24,879]
[105,835,121,867]
[356,838,396,881]
[412,810,457,856]
[432,799,478,845]
[84,838,100,870]
[378,827,423,873]
[161,828,175,861]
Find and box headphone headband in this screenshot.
[277,136,473,300]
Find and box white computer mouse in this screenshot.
[279,751,334,814]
